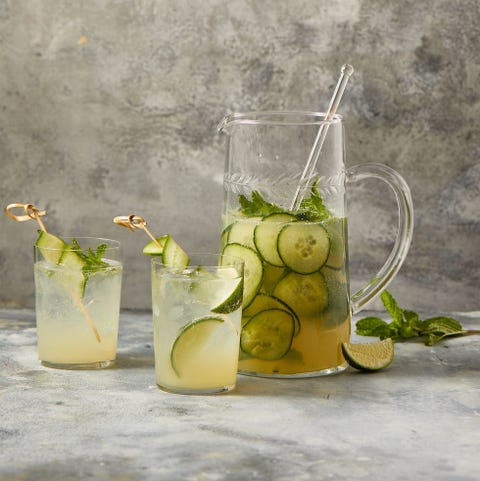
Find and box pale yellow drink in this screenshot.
[34,257,122,368]
[151,256,243,394]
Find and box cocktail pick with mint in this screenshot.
[5,202,102,343]
[113,214,189,268]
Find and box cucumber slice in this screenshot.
[321,266,350,326]
[243,293,300,336]
[274,271,328,318]
[142,236,169,256]
[261,264,288,294]
[35,231,67,264]
[222,243,263,309]
[59,248,86,269]
[277,222,330,274]
[143,235,189,268]
[56,248,88,298]
[254,213,296,266]
[227,218,261,249]
[324,217,347,269]
[162,236,189,268]
[36,233,87,296]
[171,316,225,377]
[240,308,295,360]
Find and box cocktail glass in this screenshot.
[151,254,244,394]
[34,237,123,369]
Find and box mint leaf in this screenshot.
[356,290,468,346]
[355,317,390,337]
[238,191,283,216]
[296,181,332,221]
[69,238,109,275]
[380,290,403,326]
[419,317,465,346]
[238,181,332,220]
[399,310,421,339]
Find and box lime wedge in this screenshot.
[341,338,394,371]
[211,277,244,314]
[187,266,243,314]
[171,317,225,377]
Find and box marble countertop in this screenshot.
[0,308,479,481]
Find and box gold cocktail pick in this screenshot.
[113,214,163,248]
[5,203,48,231]
[5,202,102,343]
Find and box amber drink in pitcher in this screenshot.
[218,112,413,377]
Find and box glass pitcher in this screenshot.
[218,111,413,378]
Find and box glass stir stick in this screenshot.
[289,64,354,211]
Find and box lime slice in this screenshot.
[171,317,225,377]
[211,277,244,314]
[341,338,394,371]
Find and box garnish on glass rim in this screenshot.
[113,213,242,326]
[113,214,190,268]
[356,290,480,346]
[5,202,102,343]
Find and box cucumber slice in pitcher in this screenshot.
[243,293,301,336]
[277,222,330,274]
[323,217,347,269]
[261,264,288,295]
[227,218,261,249]
[254,213,296,266]
[222,243,263,309]
[241,308,295,360]
[320,266,350,327]
[274,271,329,318]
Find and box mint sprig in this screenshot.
[238,191,283,216]
[238,181,332,220]
[70,238,109,275]
[356,290,469,346]
[296,180,332,221]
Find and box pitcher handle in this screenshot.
[346,163,414,313]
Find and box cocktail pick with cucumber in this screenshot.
[5,202,102,343]
[113,214,190,268]
[113,214,242,314]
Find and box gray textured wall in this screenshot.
[1,0,479,312]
